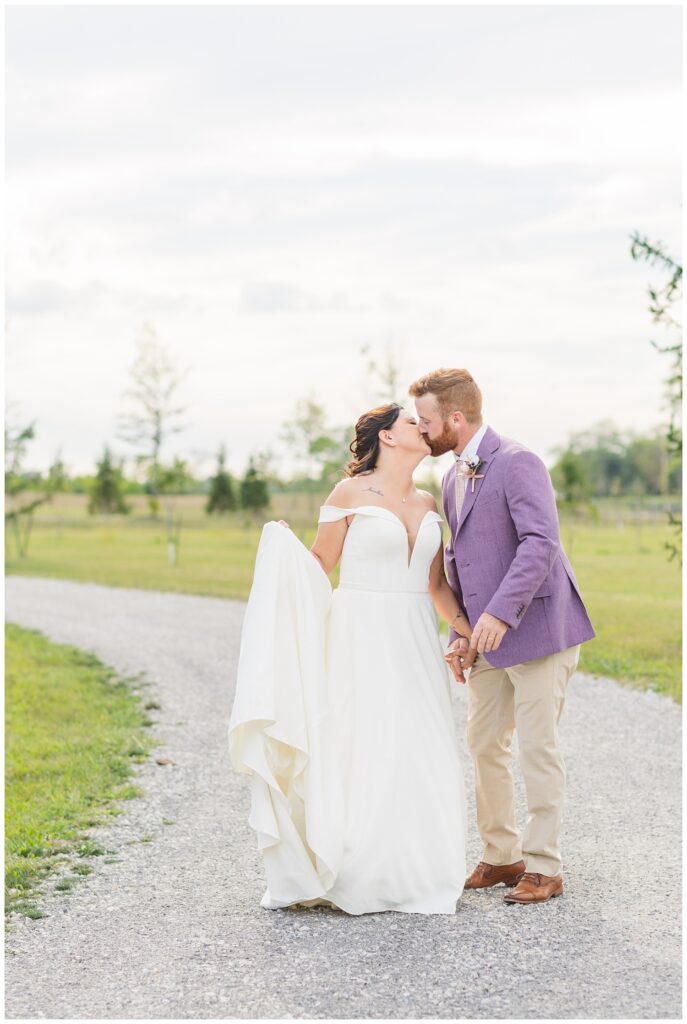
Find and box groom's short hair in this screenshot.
[409,368,482,423]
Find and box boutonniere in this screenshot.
[463,455,485,493]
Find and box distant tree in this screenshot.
[156,457,194,497]
[630,233,682,560]
[5,414,65,558]
[88,446,131,514]
[279,395,350,503]
[116,322,189,518]
[280,395,328,479]
[553,421,625,497]
[625,436,670,496]
[157,457,194,566]
[310,426,353,488]
[47,446,68,495]
[68,474,93,495]
[206,445,237,514]
[251,447,281,488]
[550,448,591,509]
[550,423,676,499]
[240,457,270,514]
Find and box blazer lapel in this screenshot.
[456,427,501,536]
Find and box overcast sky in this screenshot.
[6,4,682,481]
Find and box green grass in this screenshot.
[6,494,681,701]
[560,520,681,701]
[5,623,156,919]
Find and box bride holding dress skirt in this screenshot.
[228,403,472,915]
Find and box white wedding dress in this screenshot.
[228,504,467,915]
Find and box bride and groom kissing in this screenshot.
[229,367,595,915]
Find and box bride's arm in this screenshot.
[308,480,354,575]
[310,518,348,575]
[419,491,472,640]
[428,544,478,681]
[428,544,471,640]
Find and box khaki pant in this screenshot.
[466,644,581,877]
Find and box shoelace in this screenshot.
[519,872,543,885]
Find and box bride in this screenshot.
[228,402,473,915]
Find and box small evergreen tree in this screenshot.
[206,445,237,514]
[88,447,131,514]
[240,457,270,514]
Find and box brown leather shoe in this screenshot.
[503,871,564,904]
[464,859,526,890]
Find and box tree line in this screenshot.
[550,421,680,504]
[6,233,681,563]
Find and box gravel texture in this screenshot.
[4,574,682,1019]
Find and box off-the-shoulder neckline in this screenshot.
[319,504,442,530]
[319,505,441,567]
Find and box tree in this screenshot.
[5,412,65,558]
[251,447,280,488]
[550,423,678,499]
[626,436,670,496]
[240,457,270,515]
[88,446,131,515]
[156,457,194,566]
[309,426,353,488]
[630,233,682,560]
[47,447,68,495]
[279,394,350,501]
[550,448,591,509]
[116,322,192,565]
[116,321,189,517]
[5,418,39,558]
[206,445,237,514]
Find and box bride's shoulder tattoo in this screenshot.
[363,485,384,496]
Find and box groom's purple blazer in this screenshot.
[442,427,595,669]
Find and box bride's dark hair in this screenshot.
[344,403,403,477]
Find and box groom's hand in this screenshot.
[470,612,508,654]
[444,637,471,684]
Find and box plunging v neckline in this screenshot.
[331,504,435,569]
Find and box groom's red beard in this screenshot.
[425,421,460,457]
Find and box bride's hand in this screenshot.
[444,637,471,684]
[446,657,466,685]
[277,520,291,529]
[460,646,478,671]
[445,636,478,683]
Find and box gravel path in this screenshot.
[5,575,682,1019]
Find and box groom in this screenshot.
[410,368,595,905]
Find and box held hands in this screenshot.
[444,637,477,685]
[469,612,508,654]
[444,611,509,684]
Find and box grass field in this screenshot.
[6,492,682,701]
[5,623,155,919]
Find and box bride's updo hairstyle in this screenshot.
[344,402,402,477]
